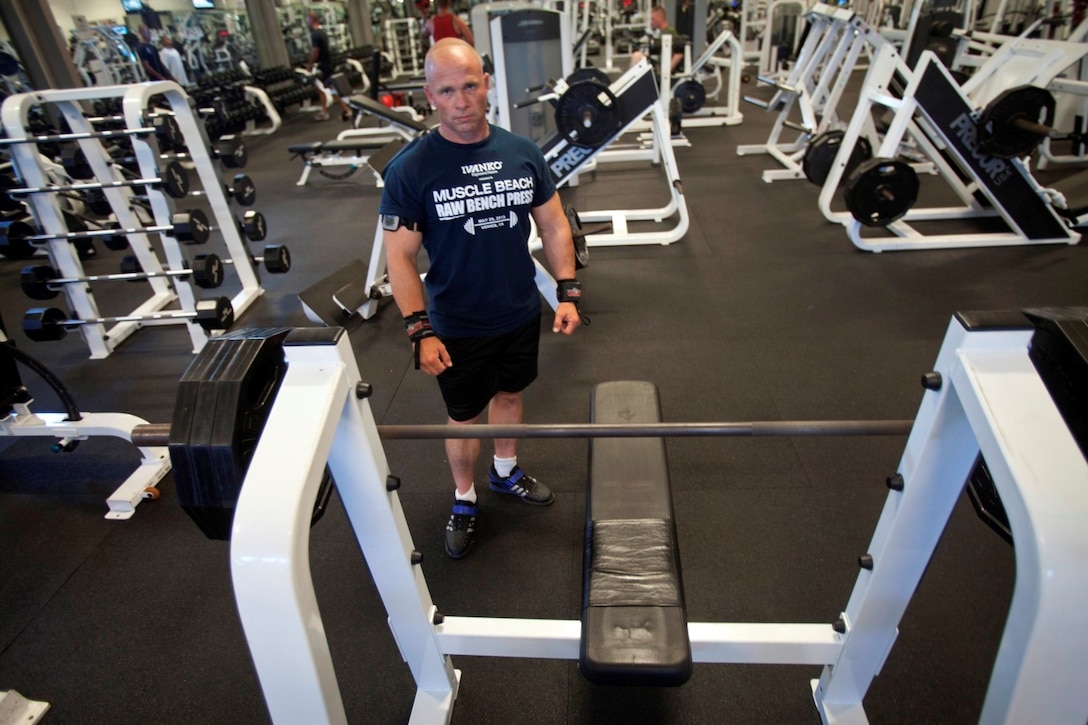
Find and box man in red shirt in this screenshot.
[424,0,474,46]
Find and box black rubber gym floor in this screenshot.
[1,77,1086,724]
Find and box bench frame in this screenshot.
[220,313,1088,724]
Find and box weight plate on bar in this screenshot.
[567,67,611,87]
[843,157,919,227]
[673,80,706,114]
[565,206,590,270]
[554,80,622,149]
[978,85,1056,159]
[802,130,873,187]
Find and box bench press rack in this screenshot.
[147,305,1088,723]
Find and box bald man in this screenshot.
[379,39,583,559]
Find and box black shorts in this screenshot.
[436,316,541,422]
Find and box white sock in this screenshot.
[456,483,477,503]
[493,456,517,478]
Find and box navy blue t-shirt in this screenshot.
[380,125,557,337]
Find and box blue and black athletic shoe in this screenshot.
[488,466,555,506]
[445,500,477,559]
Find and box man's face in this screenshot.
[651,10,667,29]
[424,50,490,143]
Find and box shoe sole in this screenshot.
[445,539,473,559]
[488,482,555,506]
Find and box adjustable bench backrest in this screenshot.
[346,93,430,135]
[582,380,692,686]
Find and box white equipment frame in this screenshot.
[227,313,1088,724]
[737,4,870,183]
[669,29,745,128]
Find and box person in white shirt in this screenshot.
[159,36,190,87]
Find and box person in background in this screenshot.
[130,26,172,82]
[159,36,190,87]
[307,11,354,122]
[379,39,583,559]
[424,0,475,46]
[629,5,685,73]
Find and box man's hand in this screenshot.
[416,336,452,375]
[553,302,581,335]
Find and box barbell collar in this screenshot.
[130,419,912,448]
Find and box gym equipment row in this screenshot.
[815,17,1088,250]
[0,82,277,358]
[127,305,1088,722]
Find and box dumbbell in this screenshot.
[0,209,211,259]
[20,254,225,300]
[61,135,248,179]
[106,162,255,207]
[22,297,235,342]
[195,244,291,275]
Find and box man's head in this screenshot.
[423,39,490,143]
[138,25,152,42]
[436,0,451,9]
[308,12,321,29]
[650,6,668,30]
[161,35,174,48]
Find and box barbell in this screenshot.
[6,158,191,200]
[61,134,248,179]
[0,209,211,259]
[977,85,1060,159]
[22,297,235,342]
[21,254,225,300]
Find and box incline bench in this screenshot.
[582,381,693,686]
[287,92,429,187]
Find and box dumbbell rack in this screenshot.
[1,81,264,358]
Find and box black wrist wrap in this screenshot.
[557,279,582,304]
[404,311,436,342]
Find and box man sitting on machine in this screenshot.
[630,5,685,73]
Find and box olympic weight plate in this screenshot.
[567,67,611,87]
[802,130,873,187]
[554,80,622,149]
[565,206,590,270]
[673,80,707,114]
[843,157,919,227]
[978,85,1056,159]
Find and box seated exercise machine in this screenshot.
[0,322,169,519]
[660,28,745,128]
[134,305,1088,722]
[288,79,431,188]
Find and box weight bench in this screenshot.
[288,138,396,187]
[582,381,692,686]
[288,90,430,188]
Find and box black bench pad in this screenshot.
[345,94,430,133]
[581,381,692,687]
[288,139,393,155]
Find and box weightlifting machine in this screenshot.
[737,4,875,183]
[0,324,169,519]
[1,82,270,357]
[663,28,745,128]
[138,305,1088,723]
[818,42,1087,250]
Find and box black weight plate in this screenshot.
[565,206,589,270]
[0,52,20,77]
[0,220,37,259]
[567,67,611,87]
[192,253,225,289]
[20,265,60,301]
[673,80,706,114]
[978,85,1056,159]
[160,158,191,199]
[241,210,266,241]
[231,174,256,206]
[843,157,919,227]
[23,306,69,342]
[263,245,291,273]
[554,80,622,149]
[802,130,874,187]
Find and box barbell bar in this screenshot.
[21,253,224,300]
[0,124,170,147]
[22,297,235,342]
[0,209,211,253]
[129,418,913,448]
[61,134,248,179]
